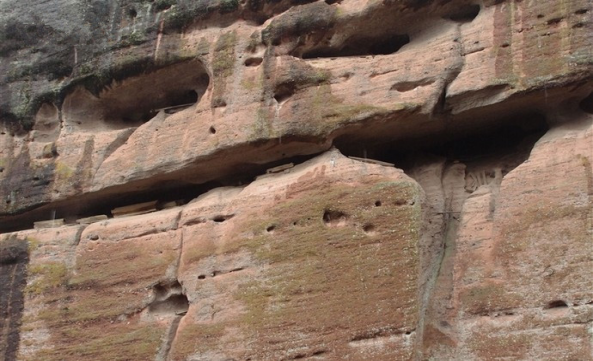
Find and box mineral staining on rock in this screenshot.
[0,0,592,359]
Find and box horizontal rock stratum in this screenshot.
[0,0,592,360]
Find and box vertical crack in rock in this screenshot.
[91,127,136,173]
[73,224,88,246]
[335,114,549,359]
[435,24,466,115]
[152,280,189,361]
[157,315,184,361]
[415,122,548,358]
[0,236,29,360]
[417,161,467,354]
[155,229,186,361]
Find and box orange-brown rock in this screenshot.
[2,150,424,360]
[0,0,592,359]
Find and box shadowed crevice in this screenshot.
[0,236,29,360]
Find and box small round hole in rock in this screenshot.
[545,300,568,309]
[266,225,276,232]
[394,199,407,206]
[213,214,233,222]
[198,275,206,280]
[375,200,382,207]
[363,224,376,234]
[323,210,347,227]
[244,57,263,67]
[274,83,296,104]
[209,126,216,134]
[212,99,227,108]
[128,8,137,18]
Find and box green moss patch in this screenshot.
[169,323,226,358]
[31,324,164,361]
[20,233,180,360]
[228,178,421,356]
[25,262,67,295]
[211,30,237,107]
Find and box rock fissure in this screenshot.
[159,220,187,361]
[0,236,29,361]
[335,112,552,357]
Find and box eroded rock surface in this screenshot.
[0,0,592,359]
[1,150,423,360]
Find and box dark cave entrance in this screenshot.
[301,33,410,59]
[334,112,549,176]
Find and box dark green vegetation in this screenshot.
[0,0,244,130]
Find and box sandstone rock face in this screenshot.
[2,151,423,360]
[0,0,592,360]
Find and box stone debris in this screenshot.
[111,201,158,218]
[154,103,196,115]
[266,163,294,174]
[33,219,64,229]
[76,215,109,225]
[348,156,394,167]
[160,201,181,209]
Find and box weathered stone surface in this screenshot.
[1,0,591,222]
[173,150,421,360]
[415,114,593,360]
[1,151,424,360]
[1,0,592,359]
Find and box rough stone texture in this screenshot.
[0,0,592,359]
[413,114,593,360]
[1,151,423,360]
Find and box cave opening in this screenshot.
[579,91,593,114]
[445,4,481,23]
[0,151,323,234]
[301,33,410,59]
[274,82,296,103]
[323,209,348,227]
[148,280,189,315]
[62,60,210,131]
[334,113,549,175]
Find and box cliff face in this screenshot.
[0,0,592,360]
